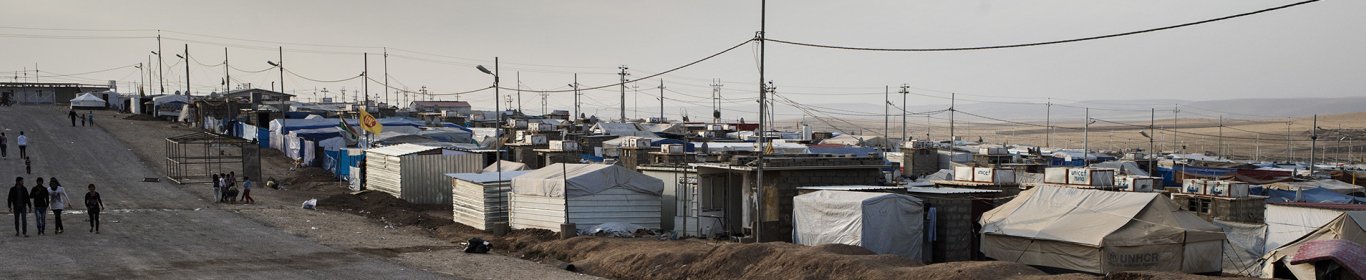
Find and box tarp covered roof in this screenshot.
[510,163,663,198]
[982,186,1224,247]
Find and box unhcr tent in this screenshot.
[70,92,107,109]
[1261,211,1366,279]
[793,190,924,260]
[509,163,663,232]
[980,186,1225,274]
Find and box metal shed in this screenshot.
[446,171,532,230]
[366,144,484,205]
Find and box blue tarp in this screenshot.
[1252,186,1366,204]
[439,122,474,133]
[651,138,695,152]
[257,128,269,148]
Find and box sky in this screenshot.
[1,0,1363,121]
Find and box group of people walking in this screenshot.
[7,176,102,236]
[212,172,254,204]
[1,131,29,160]
[68,110,94,127]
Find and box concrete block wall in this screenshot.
[757,167,883,242]
[1171,194,1265,224]
[916,195,975,263]
[902,148,940,177]
[618,148,650,170]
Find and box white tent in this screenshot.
[1261,211,1366,279]
[793,190,924,261]
[820,134,887,147]
[509,163,663,232]
[69,92,107,109]
[980,186,1225,274]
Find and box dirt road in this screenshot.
[0,105,448,279]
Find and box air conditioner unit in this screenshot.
[973,167,1016,184]
[1182,179,1208,195]
[1116,175,1156,192]
[622,137,652,149]
[549,140,578,151]
[1207,180,1249,198]
[521,134,547,145]
[506,119,528,129]
[660,144,684,154]
[1067,168,1115,187]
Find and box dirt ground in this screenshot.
[99,111,1255,280]
[98,112,599,280]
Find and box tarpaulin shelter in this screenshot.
[793,190,924,260]
[1261,211,1366,279]
[509,164,663,232]
[1267,180,1366,196]
[69,92,106,109]
[980,186,1225,274]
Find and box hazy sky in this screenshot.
[2,0,1362,120]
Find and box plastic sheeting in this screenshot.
[1213,219,1266,277]
[1261,211,1366,279]
[793,190,924,261]
[483,160,528,173]
[510,163,663,198]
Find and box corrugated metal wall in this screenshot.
[366,154,404,198]
[400,154,484,205]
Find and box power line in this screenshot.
[766,0,1318,52]
[495,39,755,93]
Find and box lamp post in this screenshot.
[477,59,506,235]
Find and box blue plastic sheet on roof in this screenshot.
[651,138,695,152]
[439,122,475,133]
[1252,186,1366,204]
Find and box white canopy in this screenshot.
[980,186,1225,274]
[70,92,106,108]
[510,163,663,198]
[793,190,924,261]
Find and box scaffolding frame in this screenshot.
[166,132,248,185]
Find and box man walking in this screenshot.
[68,110,77,127]
[8,177,29,237]
[85,184,103,233]
[1,132,7,158]
[17,131,27,159]
[30,177,49,235]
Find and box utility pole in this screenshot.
[1311,115,1318,176]
[277,46,284,94]
[224,48,230,93]
[1173,105,1180,154]
[516,72,522,114]
[157,30,165,94]
[710,79,723,124]
[900,84,908,142]
[1287,118,1294,162]
[1149,108,1156,172]
[183,44,190,95]
[755,0,767,242]
[657,79,665,122]
[884,85,890,152]
[1084,108,1090,165]
[618,65,629,122]
[363,53,369,109]
[1219,115,1224,158]
[572,74,580,129]
[540,92,548,116]
[383,48,389,112]
[1045,98,1052,148]
[950,93,956,162]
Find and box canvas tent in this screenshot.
[819,134,888,147]
[1261,211,1366,279]
[980,186,1225,274]
[69,92,107,109]
[793,190,925,261]
[509,163,664,232]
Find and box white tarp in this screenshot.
[510,163,664,198]
[1266,179,1366,195]
[1092,161,1151,177]
[793,190,924,261]
[1213,219,1266,277]
[980,186,1225,274]
[70,92,107,108]
[483,160,528,173]
[820,134,888,147]
[1263,203,1348,252]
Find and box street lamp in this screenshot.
[477,58,507,235]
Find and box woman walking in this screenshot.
[211,174,221,203]
[49,177,69,234]
[241,176,254,204]
[84,184,103,233]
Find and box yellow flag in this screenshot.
[359,110,383,135]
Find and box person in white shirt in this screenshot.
[16,131,27,159]
[48,177,70,234]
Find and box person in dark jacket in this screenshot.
[85,184,103,233]
[68,110,77,127]
[30,177,49,235]
[8,177,29,237]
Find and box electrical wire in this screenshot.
[284,68,362,83]
[766,0,1318,52]
[495,39,754,93]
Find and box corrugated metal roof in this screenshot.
[446,171,534,184]
[907,186,1002,194]
[367,143,441,156]
[796,185,903,191]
